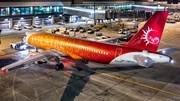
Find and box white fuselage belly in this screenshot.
[109,52,170,65]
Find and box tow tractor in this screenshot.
[10,41,28,50]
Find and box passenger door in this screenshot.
[115,48,122,62]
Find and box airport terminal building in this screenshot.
[0,0,179,29]
[0,0,65,29]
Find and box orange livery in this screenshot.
[1,12,178,75]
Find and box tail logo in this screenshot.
[142,26,159,46]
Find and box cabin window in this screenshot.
[104,52,106,54]
[106,53,108,55]
[99,51,100,53]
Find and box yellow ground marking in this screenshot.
[95,71,180,97]
[65,62,180,97]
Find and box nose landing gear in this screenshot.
[55,63,64,70]
[82,59,89,64]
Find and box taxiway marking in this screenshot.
[65,62,180,97]
[95,71,180,97]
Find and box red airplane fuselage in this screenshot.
[27,33,141,64]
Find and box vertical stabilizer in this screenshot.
[123,12,168,52]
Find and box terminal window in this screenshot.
[0,7,9,16]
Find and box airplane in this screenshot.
[1,11,178,75]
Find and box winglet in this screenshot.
[2,68,6,75]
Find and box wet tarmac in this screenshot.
[0,22,180,101]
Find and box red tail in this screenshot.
[123,11,168,52]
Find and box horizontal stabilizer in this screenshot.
[134,55,154,68]
[157,48,178,55]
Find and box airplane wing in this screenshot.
[134,55,154,68]
[157,48,178,55]
[98,34,131,43]
[1,49,67,75]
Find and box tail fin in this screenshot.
[123,11,168,52]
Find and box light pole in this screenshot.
[157,0,158,11]
[94,0,96,25]
[0,29,1,44]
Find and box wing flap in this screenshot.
[2,51,50,72]
[1,49,67,75]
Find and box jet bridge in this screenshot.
[63,7,106,19]
[63,7,146,20]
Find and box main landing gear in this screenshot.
[55,63,64,70]
[53,55,64,70]
[76,59,89,71]
[82,59,89,64]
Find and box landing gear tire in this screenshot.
[10,45,13,49]
[55,63,64,70]
[15,46,17,50]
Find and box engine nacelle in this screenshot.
[33,60,48,64]
[10,42,27,50]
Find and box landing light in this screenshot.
[162,50,166,54]
[4,18,8,21]
[171,60,174,63]
[144,60,147,63]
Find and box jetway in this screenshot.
[106,10,146,19]
[63,7,106,19]
[63,7,146,20]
